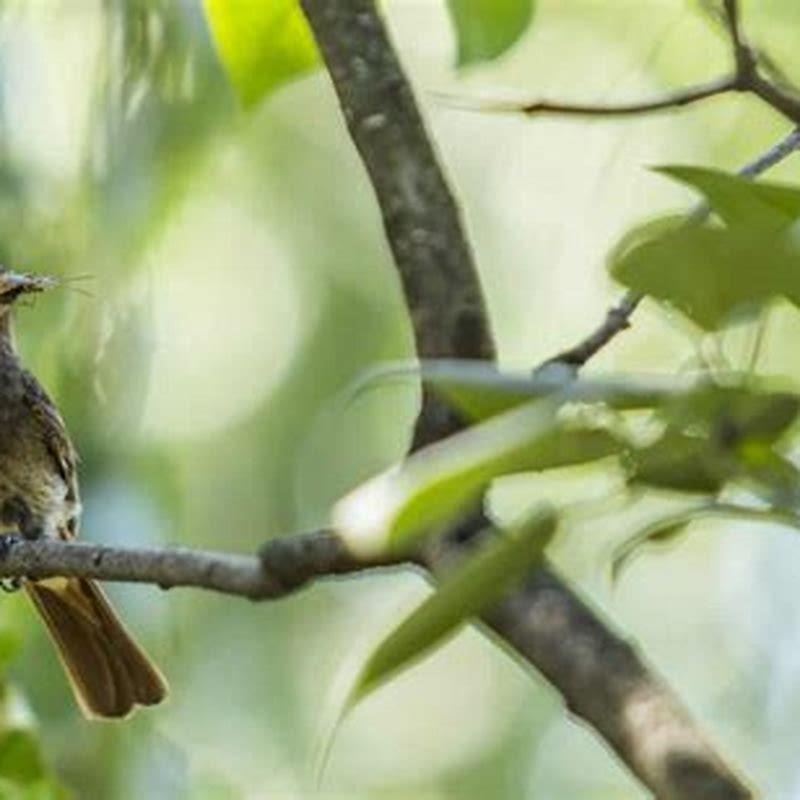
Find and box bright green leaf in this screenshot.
[351,506,557,705]
[203,0,319,107]
[611,223,800,329]
[333,399,621,556]
[656,165,800,230]
[334,399,555,556]
[447,0,535,66]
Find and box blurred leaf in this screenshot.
[627,431,730,493]
[610,223,800,329]
[612,501,800,582]
[425,362,668,420]
[0,731,46,786]
[334,399,621,556]
[656,165,800,229]
[351,507,557,704]
[611,515,694,583]
[447,0,535,65]
[334,399,556,556]
[663,386,800,443]
[628,385,800,498]
[344,359,691,423]
[0,631,22,675]
[203,0,319,106]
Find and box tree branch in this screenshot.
[444,75,739,118]
[298,0,752,797]
[445,0,800,127]
[0,533,374,600]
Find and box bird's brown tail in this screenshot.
[24,577,168,719]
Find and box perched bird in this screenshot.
[0,268,167,718]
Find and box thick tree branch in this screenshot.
[298,1,752,798]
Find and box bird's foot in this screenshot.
[0,535,22,593]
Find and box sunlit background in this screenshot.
[0,0,799,797]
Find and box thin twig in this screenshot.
[442,75,739,118]
[723,0,748,70]
[444,0,800,127]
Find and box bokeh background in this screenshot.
[1,0,800,797]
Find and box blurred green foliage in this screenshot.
[2,1,800,799]
[203,0,318,106]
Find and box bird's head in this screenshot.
[0,269,58,310]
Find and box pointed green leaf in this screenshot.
[333,398,621,556]
[203,0,319,107]
[447,0,535,66]
[656,165,800,229]
[627,431,730,494]
[611,223,800,329]
[351,507,557,705]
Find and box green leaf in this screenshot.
[347,360,688,423]
[627,431,730,494]
[351,507,557,705]
[662,386,800,443]
[610,223,800,329]
[0,731,46,786]
[656,165,800,230]
[203,0,319,107]
[333,399,620,556]
[447,0,535,66]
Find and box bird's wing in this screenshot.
[21,370,80,536]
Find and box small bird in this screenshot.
[0,268,167,718]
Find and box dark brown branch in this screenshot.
[445,75,739,118]
[749,72,800,124]
[298,1,752,798]
[444,0,800,128]
[484,568,751,800]
[538,292,642,370]
[722,0,754,77]
[297,0,493,368]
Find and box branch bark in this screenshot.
[0,532,389,600]
[298,1,752,798]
